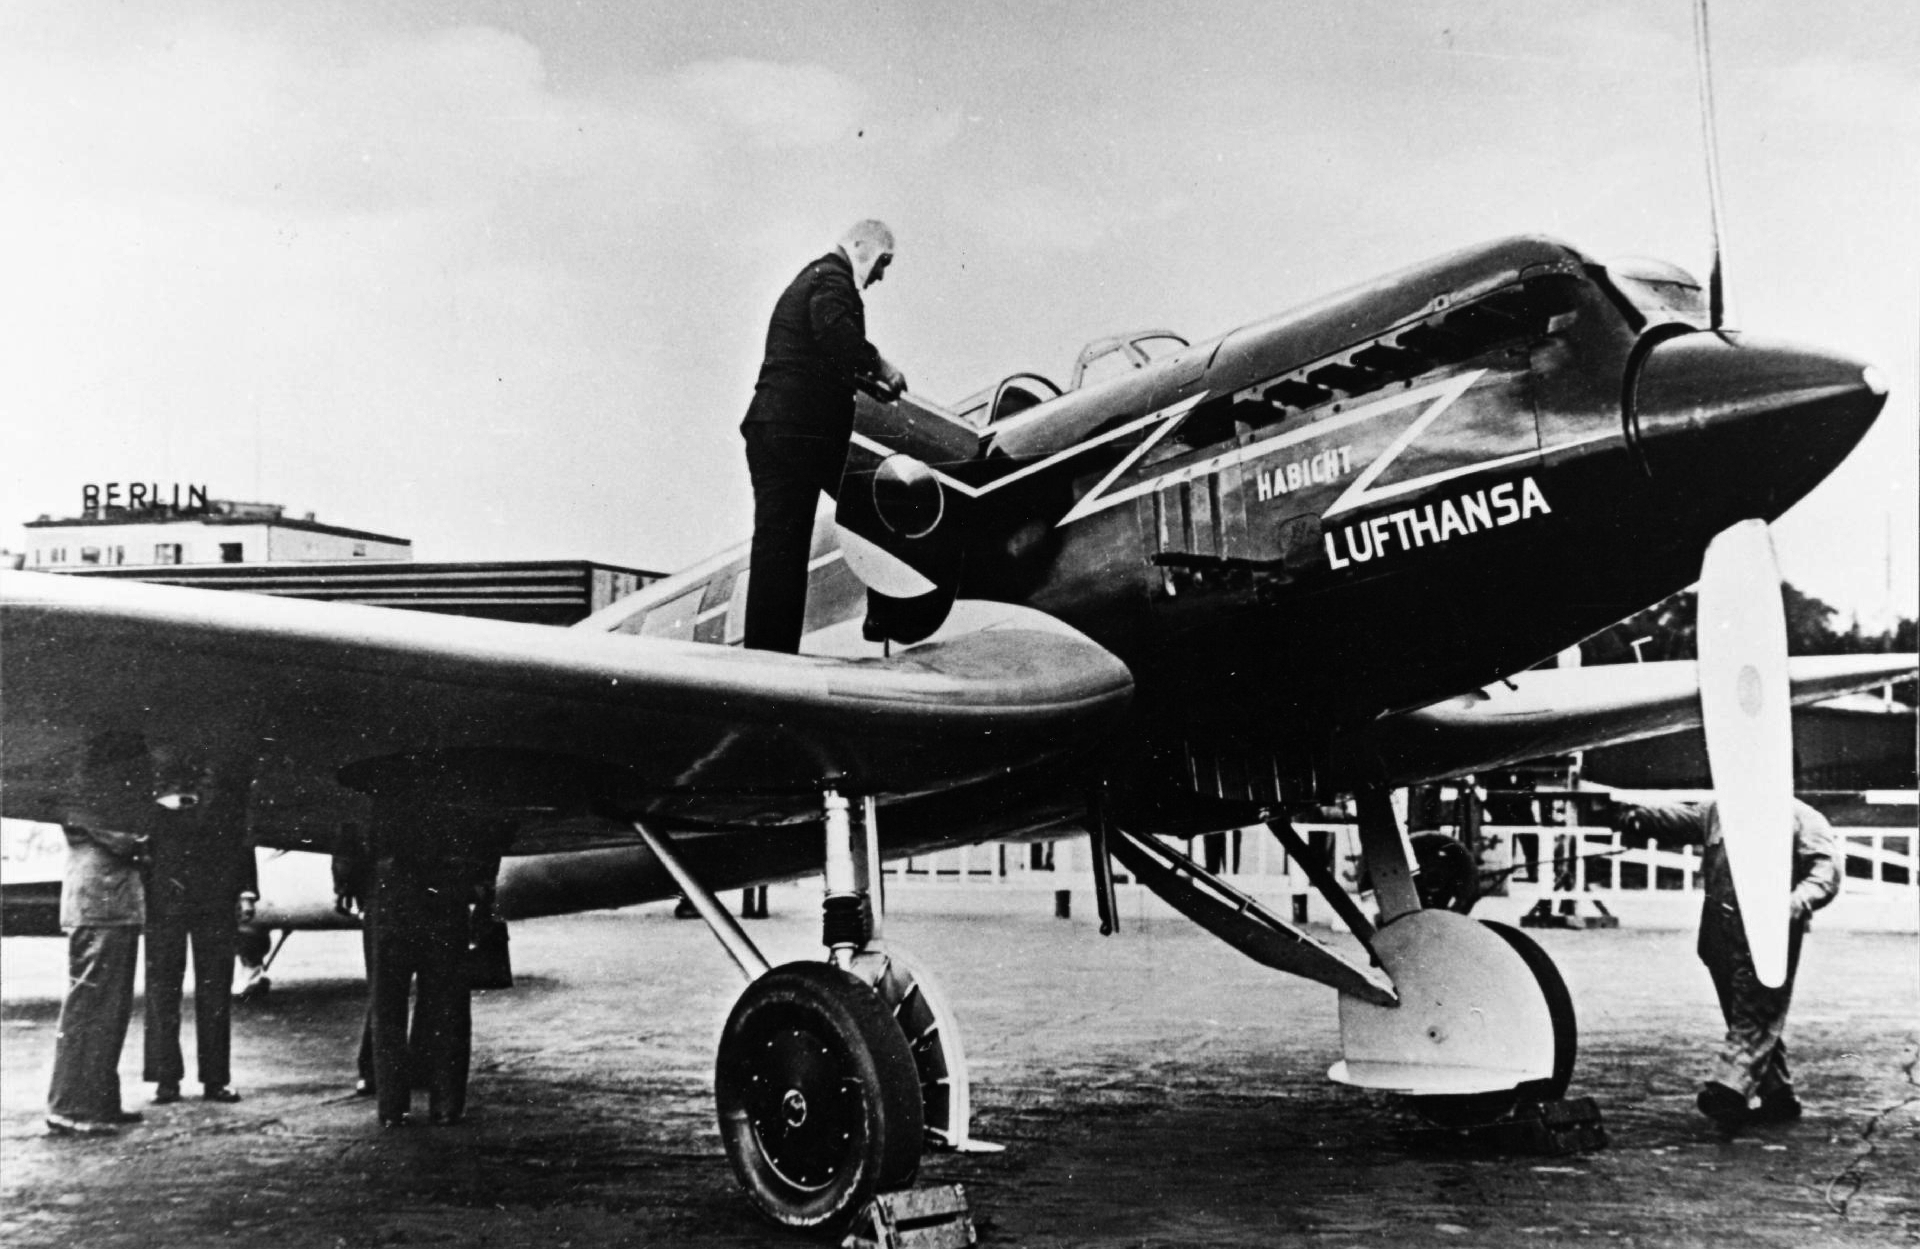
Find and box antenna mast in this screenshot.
[1693,0,1731,329]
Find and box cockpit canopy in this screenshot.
[949,329,1190,429]
[1069,330,1189,390]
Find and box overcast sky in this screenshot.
[5,0,1914,623]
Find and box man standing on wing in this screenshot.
[738,219,907,654]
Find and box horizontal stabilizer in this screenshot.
[1345,653,1917,789]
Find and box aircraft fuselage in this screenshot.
[603,235,1884,828]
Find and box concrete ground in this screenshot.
[3,892,1916,1248]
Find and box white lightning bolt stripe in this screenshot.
[1057,370,1488,527]
[1327,429,1619,516]
[849,394,1206,504]
[849,365,1608,534]
[1318,370,1484,518]
[1055,396,1205,525]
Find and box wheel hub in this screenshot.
[744,1026,858,1190]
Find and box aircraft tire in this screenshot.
[1410,921,1577,1127]
[715,961,925,1233]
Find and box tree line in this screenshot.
[1581,584,1916,704]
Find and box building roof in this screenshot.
[25,510,410,547]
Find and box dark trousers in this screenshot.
[743,427,845,653]
[355,921,422,1091]
[1701,916,1806,1098]
[369,889,471,1122]
[48,926,140,1120]
[143,910,236,1088]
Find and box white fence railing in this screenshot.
[883,821,1918,930]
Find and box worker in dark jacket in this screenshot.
[739,219,907,653]
[333,817,434,1098]
[1614,796,1840,1128]
[364,797,510,1127]
[143,752,257,1105]
[46,731,156,1136]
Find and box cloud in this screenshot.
[1773,56,1920,137]
[669,57,869,148]
[969,183,1192,256]
[2,19,710,219]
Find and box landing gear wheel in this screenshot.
[716,962,925,1233]
[1409,922,1576,1127]
[1410,832,1480,914]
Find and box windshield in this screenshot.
[1605,258,1708,327]
[1070,330,1190,389]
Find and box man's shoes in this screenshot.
[46,1114,119,1137]
[428,1111,464,1127]
[202,1086,241,1103]
[1753,1089,1803,1123]
[1697,1082,1752,1127]
[378,1113,409,1129]
[152,1082,182,1105]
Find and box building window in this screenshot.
[79,547,101,565]
[352,542,367,557]
[220,542,244,563]
[154,543,184,565]
[110,546,126,566]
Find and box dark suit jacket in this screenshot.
[146,777,257,920]
[740,251,882,441]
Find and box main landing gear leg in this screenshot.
[1328,786,1577,1128]
[645,792,942,1235]
[844,795,997,1156]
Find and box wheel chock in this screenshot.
[842,1183,976,1249]
[1398,1095,1609,1156]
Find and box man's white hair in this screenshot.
[839,219,896,288]
[839,219,896,255]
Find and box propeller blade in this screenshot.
[1696,519,1794,987]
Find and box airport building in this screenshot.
[13,492,660,626]
[22,489,412,569]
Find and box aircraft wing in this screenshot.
[1344,654,1917,788]
[0,570,1132,849]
